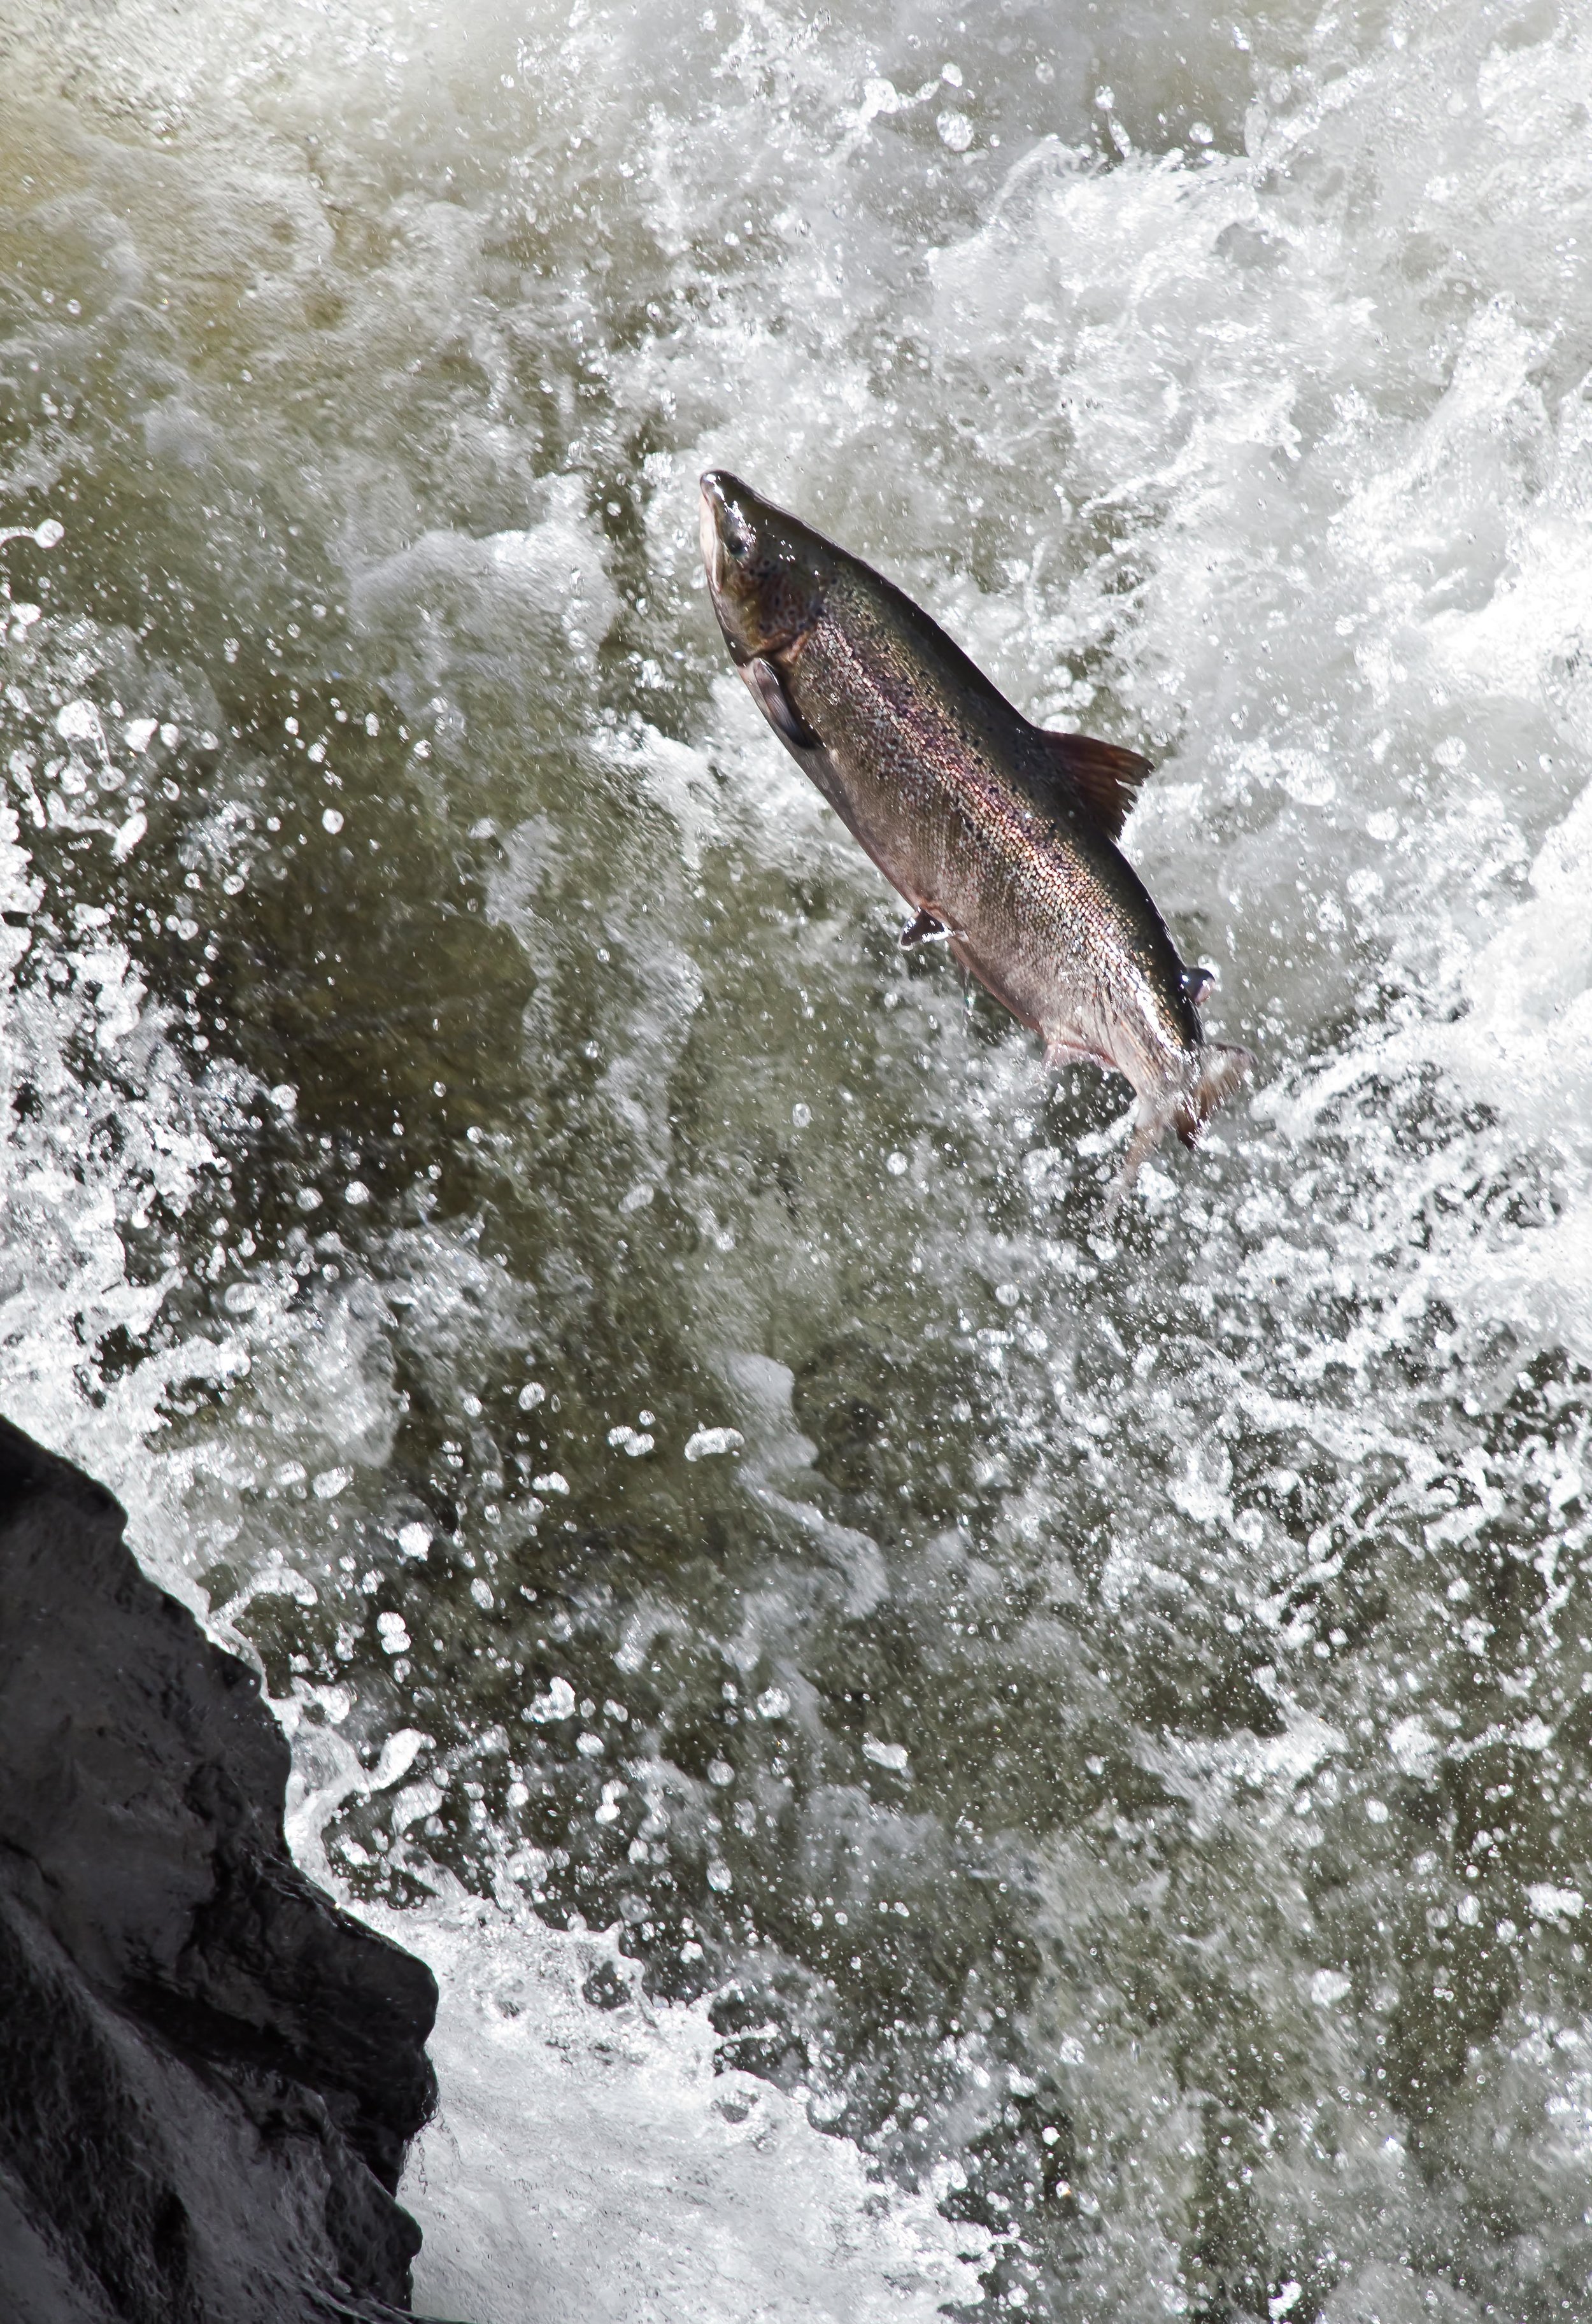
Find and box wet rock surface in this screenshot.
[0,1415,441,2323]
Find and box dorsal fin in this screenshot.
[1034,730,1155,842]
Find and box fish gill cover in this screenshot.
[2,0,1592,2316]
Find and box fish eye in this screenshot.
[722,507,755,561]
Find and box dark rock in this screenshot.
[0,1414,441,2322]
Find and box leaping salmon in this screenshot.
[699,469,1252,1208]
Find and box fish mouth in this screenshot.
[699,468,820,665]
[699,469,762,662]
[698,472,727,597]
[699,469,757,583]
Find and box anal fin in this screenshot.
[900,908,945,949]
[1044,1035,1108,1070]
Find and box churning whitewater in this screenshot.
[5,0,1592,2318]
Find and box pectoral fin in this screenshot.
[743,656,818,751]
[1033,730,1155,842]
[900,908,944,949]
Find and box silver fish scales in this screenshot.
[700,470,1251,1206]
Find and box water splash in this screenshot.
[6,0,1592,2315]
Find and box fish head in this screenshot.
[699,470,835,665]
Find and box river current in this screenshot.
[4,2,1592,2316]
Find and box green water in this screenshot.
[7,2,1592,2316]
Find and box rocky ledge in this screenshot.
[0,1415,441,2323]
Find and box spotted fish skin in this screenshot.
[699,469,1251,1200]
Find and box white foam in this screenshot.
[10,0,1592,2313]
[276,1688,987,2320]
[387,1894,985,2324]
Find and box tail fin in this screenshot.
[1104,1109,1173,1222]
[1174,1043,1254,1151]
[1102,1044,1254,1222]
